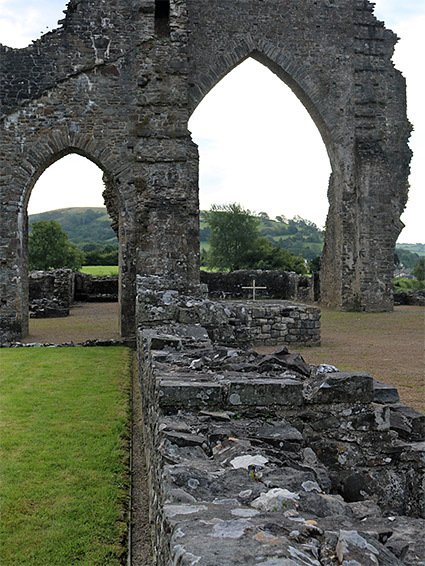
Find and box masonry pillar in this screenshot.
[0,206,28,343]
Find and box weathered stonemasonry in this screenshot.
[137,324,425,565]
[137,275,320,348]
[29,269,75,317]
[0,0,411,343]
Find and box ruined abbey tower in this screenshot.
[0,0,411,343]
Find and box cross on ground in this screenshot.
[242,279,267,301]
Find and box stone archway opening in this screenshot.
[189,56,332,276]
[24,152,121,342]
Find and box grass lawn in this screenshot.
[81,265,118,276]
[0,347,131,565]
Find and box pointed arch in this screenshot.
[189,43,342,176]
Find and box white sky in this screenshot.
[0,0,423,243]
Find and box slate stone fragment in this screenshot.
[305,371,374,404]
[373,380,400,404]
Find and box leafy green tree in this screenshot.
[413,257,425,283]
[243,238,306,274]
[205,203,260,271]
[308,256,321,274]
[29,220,84,271]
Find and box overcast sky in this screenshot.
[0,0,423,243]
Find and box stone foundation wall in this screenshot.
[28,270,118,311]
[74,273,118,302]
[137,324,425,566]
[29,269,74,307]
[137,276,320,348]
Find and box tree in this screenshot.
[29,220,84,271]
[205,203,260,271]
[243,238,307,274]
[413,257,425,283]
[308,256,321,273]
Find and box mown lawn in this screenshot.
[81,265,118,276]
[0,347,131,565]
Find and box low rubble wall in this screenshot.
[200,270,320,303]
[137,276,320,348]
[136,276,425,565]
[28,270,118,317]
[73,272,118,302]
[29,269,74,317]
[137,325,425,566]
[394,290,425,306]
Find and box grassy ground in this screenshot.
[0,347,131,565]
[23,302,120,343]
[81,265,118,276]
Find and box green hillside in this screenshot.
[29,207,423,266]
[201,212,324,261]
[396,243,425,257]
[29,207,117,249]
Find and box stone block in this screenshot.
[158,380,224,409]
[227,378,303,407]
[306,371,374,404]
[373,380,400,404]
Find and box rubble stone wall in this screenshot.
[0,0,411,344]
[74,272,118,302]
[137,276,320,348]
[137,323,425,566]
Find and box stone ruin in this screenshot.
[136,277,425,566]
[28,269,118,318]
[2,2,423,563]
[0,0,412,345]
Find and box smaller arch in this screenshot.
[10,131,137,341]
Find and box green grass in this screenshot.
[81,265,118,276]
[0,347,131,565]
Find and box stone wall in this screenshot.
[0,0,411,344]
[74,273,118,302]
[137,323,425,565]
[29,269,74,318]
[137,276,320,348]
[200,270,317,304]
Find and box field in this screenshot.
[0,347,131,565]
[81,265,119,276]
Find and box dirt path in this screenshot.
[24,302,120,343]
[259,305,425,413]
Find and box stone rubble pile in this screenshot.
[138,325,425,566]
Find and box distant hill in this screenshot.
[396,243,425,257]
[29,207,117,249]
[29,207,424,264]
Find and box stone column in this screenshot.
[0,206,28,343]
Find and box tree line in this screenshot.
[28,206,424,284]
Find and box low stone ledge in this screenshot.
[137,325,425,565]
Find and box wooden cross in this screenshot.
[242,279,267,301]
